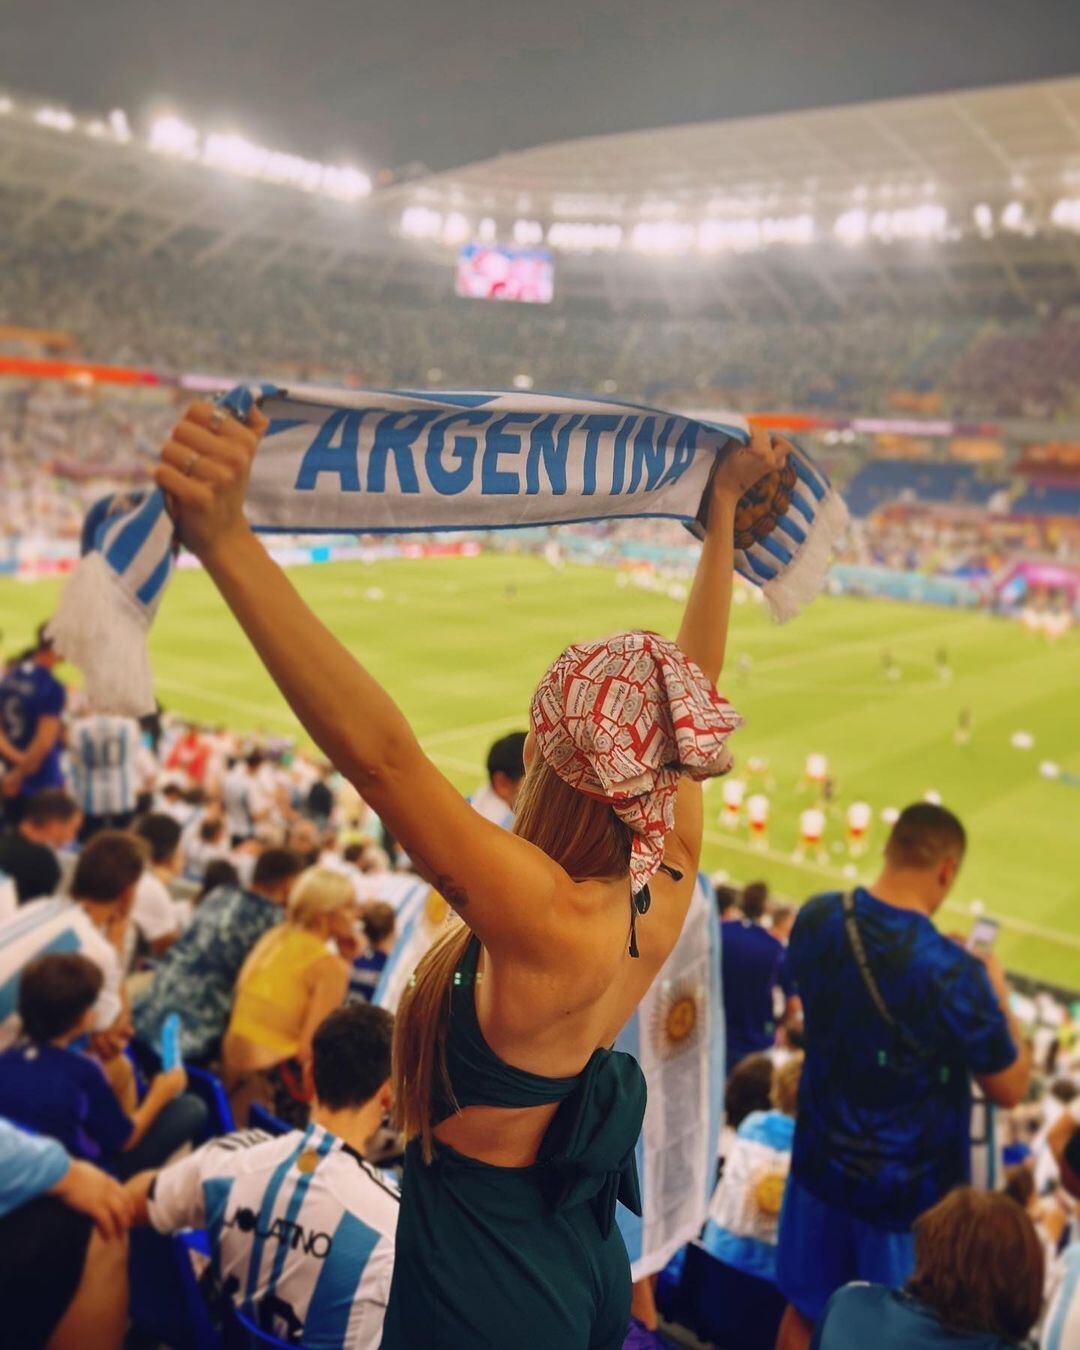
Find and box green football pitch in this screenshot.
[3,554,1078,987]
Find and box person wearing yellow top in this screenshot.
[222,868,358,1125]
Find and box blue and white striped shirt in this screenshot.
[1043,1242,1080,1350]
[68,714,140,816]
[148,1124,398,1350]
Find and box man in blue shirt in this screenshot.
[0,625,67,821]
[722,880,786,1076]
[775,804,1031,1350]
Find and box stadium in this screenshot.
[1,9,1080,1348]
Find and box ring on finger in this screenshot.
[208,407,227,433]
[183,452,201,477]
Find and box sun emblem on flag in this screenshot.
[651,978,703,1059]
[424,889,450,929]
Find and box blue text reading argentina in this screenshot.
[284,408,701,498]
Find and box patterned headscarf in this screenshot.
[530,631,743,893]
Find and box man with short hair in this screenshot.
[0,830,145,1052]
[469,732,527,829]
[722,879,785,1077]
[775,803,1031,1350]
[133,847,302,1063]
[126,1003,398,1350]
[130,813,188,957]
[0,787,81,904]
[0,624,67,820]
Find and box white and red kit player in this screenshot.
[746,793,769,848]
[797,807,826,861]
[720,777,746,829]
[804,752,828,792]
[846,801,872,855]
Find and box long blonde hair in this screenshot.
[393,755,632,1159]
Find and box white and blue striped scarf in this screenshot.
[49,383,847,714]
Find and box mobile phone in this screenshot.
[967,918,999,957]
[160,1012,182,1072]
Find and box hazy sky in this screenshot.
[3,0,1078,173]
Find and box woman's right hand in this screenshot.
[155,400,269,561]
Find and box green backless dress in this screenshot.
[380,934,647,1348]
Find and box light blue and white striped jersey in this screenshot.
[68,714,140,816]
[0,896,123,1048]
[149,1124,398,1350]
[1043,1242,1080,1350]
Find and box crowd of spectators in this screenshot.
[3,208,1080,422]
[1,616,1080,1346]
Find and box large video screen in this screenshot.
[455,244,555,304]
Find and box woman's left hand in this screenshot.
[712,426,794,505]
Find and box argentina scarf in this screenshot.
[49,383,847,715]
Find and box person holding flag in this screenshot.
[152,399,787,1349]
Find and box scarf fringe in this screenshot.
[46,551,158,717]
[762,487,849,624]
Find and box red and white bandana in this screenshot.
[531,631,743,893]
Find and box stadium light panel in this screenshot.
[513,218,544,245]
[478,217,497,242]
[631,221,695,253]
[546,221,622,251]
[1052,197,1080,232]
[401,206,442,239]
[34,106,76,132]
[973,202,994,234]
[834,208,868,245]
[0,96,13,115]
[108,110,132,142]
[1001,200,1025,230]
[149,115,199,157]
[442,211,471,244]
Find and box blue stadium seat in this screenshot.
[671,1240,785,1350]
[129,1227,221,1350]
[248,1102,290,1136]
[184,1064,236,1141]
[225,1306,294,1349]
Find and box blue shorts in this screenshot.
[775,1175,916,1322]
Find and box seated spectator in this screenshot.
[131,813,188,957]
[470,731,527,828]
[705,1054,805,1281]
[726,1052,776,1132]
[722,881,786,1077]
[133,846,302,1064]
[0,787,81,904]
[349,901,397,1002]
[811,1188,1044,1349]
[0,830,144,1053]
[223,867,357,1125]
[0,1117,132,1350]
[196,857,240,904]
[126,1003,398,1350]
[700,1055,806,1350]
[0,626,67,822]
[0,953,204,1179]
[1040,1109,1080,1346]
[183,814,230,881]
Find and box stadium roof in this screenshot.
[2,77,1080,318]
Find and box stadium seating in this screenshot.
[225,1308,294,1350]
[842,459,1011,518]
[184,1065,236,1142]
[129,1227,220,1350]
[248,1102,290,1137]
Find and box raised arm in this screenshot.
[155,403,567,959]
[677,425,791,683]
[648,427,791,958]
